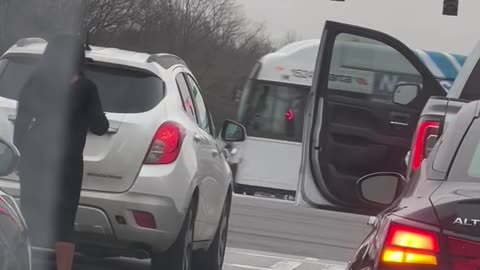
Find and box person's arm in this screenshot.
[87,82,109,136]
[13,80,35,153]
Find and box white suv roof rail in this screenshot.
[147,54,187,69]
[15,37,47,47]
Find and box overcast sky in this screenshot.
[236,0,480,55]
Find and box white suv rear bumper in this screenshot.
[0,163,195,254]
[75,188,185,252]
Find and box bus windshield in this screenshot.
[238,80,309,142]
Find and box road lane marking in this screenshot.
[225,263,272,270]
[228,248,345,266]
[233,194,294,204]
[271,261,302,270]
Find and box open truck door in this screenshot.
[297,21,446,214]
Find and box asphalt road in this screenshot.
[228,195,371,262]
[32,194,371,269]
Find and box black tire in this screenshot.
[151,200,196,270]
[193,194,231,270]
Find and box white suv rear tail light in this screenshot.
[144,122,186,165]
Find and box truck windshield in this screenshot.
[238,80,309,142]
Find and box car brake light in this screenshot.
[412,121,440,171]
[144,122,186,165]
[382,223,439,266]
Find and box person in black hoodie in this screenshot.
[13,34,109,270]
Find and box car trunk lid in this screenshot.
[0,55,165,192]
[431,182,480,268]
[0,99,158,192]
[82,112,158,192]
[431,182,480,236]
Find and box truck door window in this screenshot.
[329,33,422,103]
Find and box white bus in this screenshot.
[231,38,466,198]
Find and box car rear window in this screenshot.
[448,118,480,182]
[458,59,480,101]
[0,56,164,113]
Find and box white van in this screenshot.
[231,37,465,198]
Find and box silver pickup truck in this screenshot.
[405,41,480,177]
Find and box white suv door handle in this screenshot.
[193,134,202,143]
[8,115,16,123]
[107,126,119,134]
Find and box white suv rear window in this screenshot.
[0,56,165,113]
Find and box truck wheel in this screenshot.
[193,194,231,270]
[151,201,195,270]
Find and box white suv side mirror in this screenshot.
[220,120,247,142]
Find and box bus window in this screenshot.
[239,81,309,142]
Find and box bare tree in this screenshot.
[0,0,275,126]
[0,0,86,51]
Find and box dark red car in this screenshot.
[347,100,480,269]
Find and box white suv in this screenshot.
[0,38,246,270]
